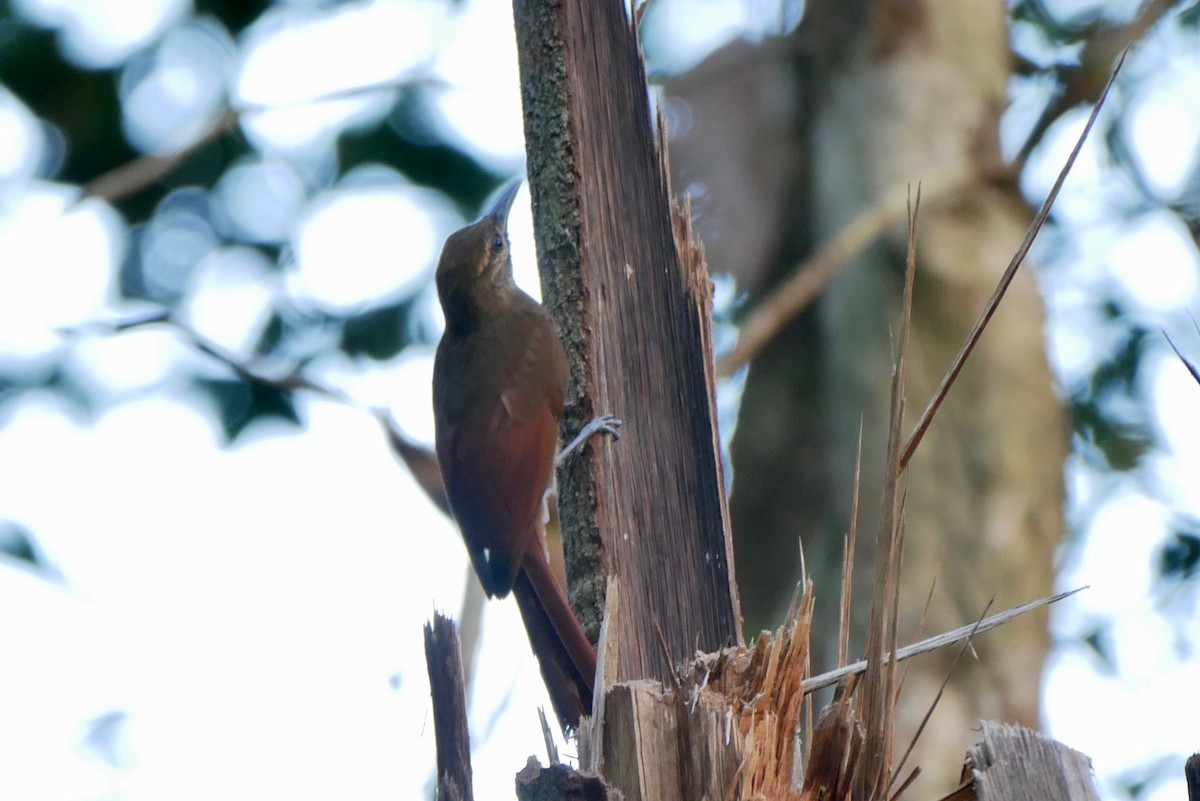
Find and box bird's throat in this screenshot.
[440,275,519,338]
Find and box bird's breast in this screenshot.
[434,301,567,432]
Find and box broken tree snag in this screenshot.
[585,679,741,801]
[948,720,1101,801]
[515,758,614,801]
[574,583,814,801]
[512,0,741,681]
[1186,753,1200,801]
[424,613,474,801]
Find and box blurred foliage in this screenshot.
[191,376,301,441]
[1068,325,1153,472]
[339,297,424,360]
[1113,756,1186,801]
[1080,623,1117,674]
[358,91,496,205]
[0,23,133,185]
[0,0,1198,733]
[0,521,42,570]
[1006,2,1200,633]
[1161,528,1200,582]
[0,519,62,581]
[1181,0,1200,28]
[0,0,506,450]
[1012,0,1105,37]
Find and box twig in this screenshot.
[1164,330,1200,385]
[898,50,1127,472]
[1014,0,1171,167]
[889,599,994,794]
[424,613,475,801]
[62,312,350,400]
[537,707,560,766]
[715,169,969,380]
[801,587,1084,694]
[81,110,240,203]
[855,185,923,801]
[61,312,457,512]
[79,75,438,205]
[894,568,938,703]
[889,767,921,801]
[837,420,864,669]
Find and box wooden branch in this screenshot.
[424,613,474,801]
[81,110,239,204]
[800,588,1083,695]
[512,0,740,681]
[950,720,1101,801]
[715,169,971,380]
[79,76,435,205]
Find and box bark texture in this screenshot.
[512,0,742,686]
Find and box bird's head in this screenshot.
[435,182,521,333]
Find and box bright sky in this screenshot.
[0,2,553,799]
[0,2,1198,801]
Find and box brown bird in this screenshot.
[432,182,600,729]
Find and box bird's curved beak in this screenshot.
[487,180,522,228]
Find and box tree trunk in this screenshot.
[512,0,742,683]
[669,2,1067,796]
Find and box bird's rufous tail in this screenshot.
[511,538,597,730]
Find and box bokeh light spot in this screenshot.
[291,167,458,312]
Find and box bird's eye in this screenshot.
[489,232,505,252]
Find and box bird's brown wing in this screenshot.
[434,303,566,597]
[437,401,558,597]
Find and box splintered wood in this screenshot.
[940,721,1100,801]
[579,583,877,801]
[725,585,866,801]
[724,587,815,800]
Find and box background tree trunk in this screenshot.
[668,1,1067,795]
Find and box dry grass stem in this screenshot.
[890,601,994,794]
[838,420,865,670]
[899,51,1128,471]
[801,587,1083,695]
[1165,330,1200,385]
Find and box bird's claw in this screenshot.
[556,413,622,465]
[588,413,622,442]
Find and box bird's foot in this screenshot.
[556,413,622,466]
